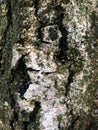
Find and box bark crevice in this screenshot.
[4,0,12,41]
[65,70,75,96]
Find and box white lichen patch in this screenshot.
[11,46,22,68]
[24,84,40,100]
[63,2,91,44]
[12,41,70,129]
[25,50,41,71]
[16,93,35,112]
[25,44,58,72]
[23,81,68,130]
[39,96,68,130]
[13,40,69,129]
[11,44,31,68]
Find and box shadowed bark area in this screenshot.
[0,0,98,130]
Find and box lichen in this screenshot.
[0,0,97,129]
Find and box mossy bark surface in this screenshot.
[0,0,98,130]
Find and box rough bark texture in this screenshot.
[0,0,98,130]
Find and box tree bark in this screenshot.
[0,0,98,130]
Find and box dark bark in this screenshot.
[0,0,98,130]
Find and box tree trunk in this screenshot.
[0,0,98,130]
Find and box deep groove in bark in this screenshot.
[8,85,17,130]
[11,56,31,99]
[10,108,19,130]
[4,0,12,41]
[37,25,43,45]
[9,94,17,130]
[26,68,40,72]
[33,0,39,16]
[33,0,43,46]
[29,101,41,129]
[68,115,80,130]
[19,101,41,130]
[29,101,41,121]
[23,121,29,130]
[10,120,14,130]
[0,48,2,69]
[65,70,75,96]
[55,5,68,63]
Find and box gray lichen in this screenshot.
[0,0,97,130]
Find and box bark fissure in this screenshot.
[4,0,12,41]
[29,101,41,129]
[68,115,80,130]
[33,0,39,16]
[10,120,14,130]
[65,70,75,96]
[11,56,31,99]
[0,48,2,69]
[55,5,68,63]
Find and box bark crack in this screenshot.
[65,70,75,96]
[0,48,2,71]
[11,55,31,99]
[33,0,39,16]
[68,114,80,130]
[4,0,12,41]
[55,5,68,63]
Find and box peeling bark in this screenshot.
[0,0,98,130]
